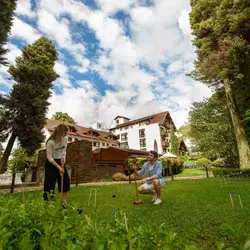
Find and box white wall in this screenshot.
[145,124,162,154]
[127,124,140,149]
[112,123,162,153]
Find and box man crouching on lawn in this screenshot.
[132,151,165,205]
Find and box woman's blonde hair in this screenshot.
[46,124,69,144]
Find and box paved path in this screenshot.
[0,175,210,194]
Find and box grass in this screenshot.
[175,167,213,177]
[10,178,250,248]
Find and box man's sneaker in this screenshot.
[154,199,162,205]
[152,194,157,202]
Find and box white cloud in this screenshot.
[16,0,35,18]
[168,61,183,73]
[178,10,192,37]
[47,84,101,126]
[54,61,71,87]
[0,43,22,88]
[95,0,137,14]
[1,0,213,130]
[11,17,41,44]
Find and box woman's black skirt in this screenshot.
[43,159,70,193]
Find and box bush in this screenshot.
[196,158,212,168]
[212,159,224,168]
[0,196,192,249]
[212,168,250,178]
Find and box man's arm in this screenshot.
[133,163,145,177]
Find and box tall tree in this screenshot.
[52,112,76,124]
[189,0,250,168]
[170,124,178,155]
[0,143,3,158]
[179,92,239,167]
[0,0,17,66]
[0,37,58,173]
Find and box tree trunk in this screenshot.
[0,132,17,173]
[10,171,16,193]
[224,79,250,168]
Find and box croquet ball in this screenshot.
[112,194,116,198]
[77,208,83,214]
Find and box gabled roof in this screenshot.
[114,115,130,120]
[45,119,119,144]
[110,111,175,130]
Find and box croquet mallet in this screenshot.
[60,162,65,198]
[133,163,142,205]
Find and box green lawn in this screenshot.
[175,168,213,177]
[8,178,250,248]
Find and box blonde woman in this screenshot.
[43,124,70,208]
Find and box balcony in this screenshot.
[161,141,169,147]
[160,130,168,137]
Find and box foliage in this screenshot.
[212,168,250,178]
[52,112,76,124]
[189,0,250,169]
[65,164,71,169]
[128,157,183,176]
[8,147,28,172]
[189,0,250,84]
[170,124,178,155]
[184,92,239,167]
[1,179,250,248]
[0,0,17,66]
[0,37,58,172]
[196,158,212,168]
[0,143,3,158]
[212,159,224,168]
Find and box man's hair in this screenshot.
[149,150,158,159]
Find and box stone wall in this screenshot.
[37,140,94,184]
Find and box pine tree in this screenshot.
[0,0,17,66]
[0,37,58,173]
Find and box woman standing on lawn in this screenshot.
[43,124,70,208]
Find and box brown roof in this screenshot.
[45,119,119,144]
[110,111,175,130]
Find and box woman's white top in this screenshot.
[46,136,68,163]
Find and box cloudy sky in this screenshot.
[0,0,212,129]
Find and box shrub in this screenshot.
[196,158,212,168]
[212,159,224,168]
[212,168,250,178]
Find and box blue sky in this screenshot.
[0,0,211,129]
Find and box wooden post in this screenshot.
[76,169,79,187]
[10,171,16,193]
[170,166,174,180]
[205,166,209,178]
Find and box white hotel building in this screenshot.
[109,111,187,155]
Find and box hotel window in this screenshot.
[107,143,109,146]
[139,129,145,138]
[140,138,146,148]
[102,143,105,146]
[93,142,99,147]
[117,134,120,140]
[120,142,129,148]
[121,133,128,142]
[68,137,72,142]
[75,138,78,141]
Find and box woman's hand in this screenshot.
[61,157,65,165]
[58,166,64,176]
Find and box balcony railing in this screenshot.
[161,141,169,147]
